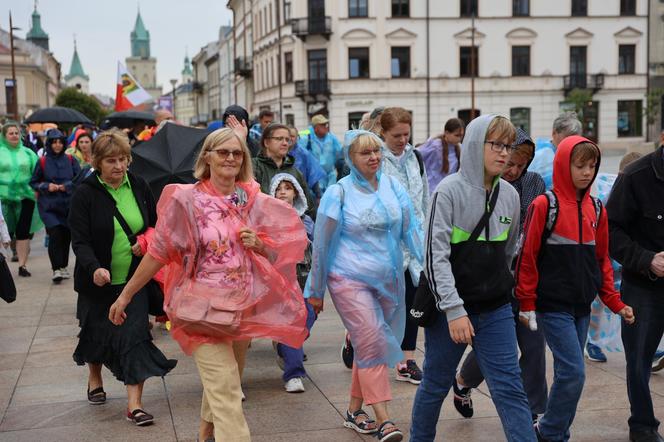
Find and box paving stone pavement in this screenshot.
[0,237,661,441]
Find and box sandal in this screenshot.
[376,420,403,442]
[126,408,154,426]
[343,409,378,434]
[87,385,106,405]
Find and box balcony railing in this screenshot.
[295,79,331,99]
[563,74,604,95]
[291,16,332,40]
[234,57,253,77]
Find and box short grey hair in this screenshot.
[552,112,582,137]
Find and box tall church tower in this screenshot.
[182,52,193,84]
[26,2,49,51]
[65,39,89,93]
[125,9,161,100]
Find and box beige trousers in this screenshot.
[194,342,250,441]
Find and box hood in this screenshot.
[45,129,67,156]
[269,173,308,216]
[459,114,501,189]
[343,129,384,193]
[514,127,536,171]
[552,135,601,203]
[222,105,250,126]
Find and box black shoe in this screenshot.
[341,333,354,369]
[18,266,31,277]
[452,383,473,418]
[396,360,423,385]
[630,429,664,442]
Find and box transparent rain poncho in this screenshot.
[304,130,424,368]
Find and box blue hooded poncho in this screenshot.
[304,129,424,368]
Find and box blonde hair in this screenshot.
[193,128,253,182]
[349,133,383,156]
[91,129,131,170]
[486,116,516,145]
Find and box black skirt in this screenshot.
[73,285,177,385]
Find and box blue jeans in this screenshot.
[277,301,317,382]
[410,303,536,442]
[621,280,664,432]
[537,312,590,441]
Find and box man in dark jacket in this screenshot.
[607,145,664,442]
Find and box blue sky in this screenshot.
[7,0,233,96]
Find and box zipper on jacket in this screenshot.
[577,201,583,244]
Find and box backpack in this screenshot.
[412,148,425,176]
[540,190,603,245]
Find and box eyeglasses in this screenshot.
[485,140,516,154]
[268,136,293,146]
[209,148,243,160]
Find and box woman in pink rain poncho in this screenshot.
[108,127,308,442]
[305,129,424,442]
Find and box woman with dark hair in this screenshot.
[30,129,81,282]
[66,131,94,168]
[252,123,314,216]
[0,122,41,277]
[418,118,465,191]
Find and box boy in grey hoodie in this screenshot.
[410,115,536,442]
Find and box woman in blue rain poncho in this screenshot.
[304,130,424,442]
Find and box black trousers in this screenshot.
[14,199,35,240]
[46,225,71,271]
[401,270,419,352]
[621,279,664,432]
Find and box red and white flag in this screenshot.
[114,62,152,111]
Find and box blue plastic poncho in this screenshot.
[297,127,343,192]
[304,129,424,368]
[530,137,556,190]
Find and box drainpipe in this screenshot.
[426,0,430,137]
[277,0,283,119]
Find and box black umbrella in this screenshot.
[129,123,209,199]
[23,106,93,124]
[104,110,156,128]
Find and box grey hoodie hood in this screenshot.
[269,173,308,216]
[459,114,498,189]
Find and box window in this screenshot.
[460,0,478,17]
[617,100,642,137]
[619,45,635,74]
[512,46,530,76]
[571,0,587,16]
[284,0,291,22]
[349,0,368,17]
[510,107,531,133]
[269,3,273,31]
[284,52,293,82]
[513,0,529,16]
[458,108,481,125]
[349,47,370,79]
[392,0,409,17]
[569,46,587,88]
[391,47,410,78]
[620,0,636,15]
[286,114,295,127]
[459,46,479,77]
[348,111,365,129]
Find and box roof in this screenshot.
[26,7,48,40]
[182,54,193,76]
[132,11,149,41]
[65,45,89,81]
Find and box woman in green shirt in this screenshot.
[69,129,176,426]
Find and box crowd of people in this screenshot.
[0,104,663,442]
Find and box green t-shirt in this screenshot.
[98,175,144,285]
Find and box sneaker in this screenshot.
[18,266,31,277]
[396,360,423,385]
[52,269,63,283]
[126,408,154,426]
[284,377,305,393]
[60,267,71,279]
[341,333,354,369]
[584,342,607,363]
[653,351,664,372]
[452,383,473,418]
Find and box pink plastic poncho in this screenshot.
[148,179,309,355]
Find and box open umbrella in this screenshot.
[129,123,208,199]
[23,106,92,124]
[104,110,156,129]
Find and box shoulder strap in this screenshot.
[542,190,559,242]
[413,148,425,176]
[39,156,46,171]
[112,206,137,245]
[469,184,500,242]
[591,196,602,229]
[67,154,74,165]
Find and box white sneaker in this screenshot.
[60,268,71,279]
[52,269,63,282]
[284,377,305,393]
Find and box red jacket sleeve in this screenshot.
[515,195,548,312]
[595,206,626,313]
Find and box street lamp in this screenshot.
[8,11,21,121]
[169,79,178,120]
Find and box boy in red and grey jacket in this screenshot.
[515,135,634,441]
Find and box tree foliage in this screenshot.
[55,87,109,125]
[565,88,594,118]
